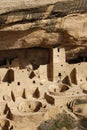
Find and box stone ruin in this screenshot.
[0,47,86,130]
[0,0,87,130]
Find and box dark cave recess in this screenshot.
[0,47,50,68]
[67,56,87,64]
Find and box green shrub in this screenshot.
[38,113,77,130]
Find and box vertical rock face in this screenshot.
[0,0,87,61]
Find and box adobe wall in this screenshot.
[0,47,87,87]
[53,48,87,85]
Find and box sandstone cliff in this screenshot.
[0,0,87,61]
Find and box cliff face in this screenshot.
[0,0,87,61]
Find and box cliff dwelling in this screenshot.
[0,47,86,86]
[0,46,86,106]
[0,0,87,130]
[0,47,87,130]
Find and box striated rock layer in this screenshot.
[0,0,87,60]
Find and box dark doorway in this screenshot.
[3,69,14,83]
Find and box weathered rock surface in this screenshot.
[0,0,87,60]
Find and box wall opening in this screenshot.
[3,69,14,83]
[62,75,71,86]
[70,68,77,85]
[33,80,36,84]
[58,73,62,77]
[58,48,60,52]
[17,82,20,85]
